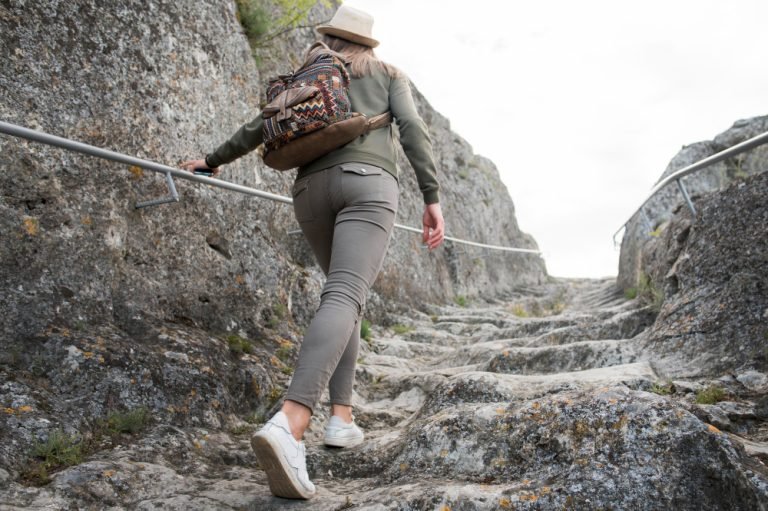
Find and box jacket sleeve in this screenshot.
[389,77,440,204]
[205,115,264,168]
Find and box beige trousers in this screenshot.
[285,163,399,413]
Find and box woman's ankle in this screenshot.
[331,403,353,423]
[281,400,312,441]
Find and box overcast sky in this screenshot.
[344,0,768,278]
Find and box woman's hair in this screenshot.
[321,35,401,79]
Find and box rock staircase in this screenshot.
[4,279,767,510]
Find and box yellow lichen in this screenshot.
[102,469,116,478]
[18,405,33,413]
[23,217,39,236]
[707,424,722,434]
[499,497,512,508]
[128,165,144,179]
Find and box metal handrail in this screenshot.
[0,120,541,255]
[613,129,768,243]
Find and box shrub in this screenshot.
[236,0,327,48]
[107,408,150,435]
[32,430,83,468]
[23,430,83,485]
[696,385,726,405]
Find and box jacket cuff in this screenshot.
[205,153,220,168]
[423,190,440,205]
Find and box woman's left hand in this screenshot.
[422,202,445,250]
[180,158,220,177]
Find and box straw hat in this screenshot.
[316,5,379,48]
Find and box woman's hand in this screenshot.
[179,158,220,177]
[422,202,445,250]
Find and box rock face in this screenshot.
[634,170,768,379]
[618,115,768,290]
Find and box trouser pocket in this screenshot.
[291,176,313,223]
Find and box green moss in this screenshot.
[268,387,283,407]
[245,411,266,425]
[227,334,254,355]
[636,272,664,312]
[360,319,372,343]
[275,343,293,363]
[510,304,528,318]
[454,295,468,307]
[229,424,253,436]
[696,385,726,405]
[392,324,413,335]
[650,381,674,396]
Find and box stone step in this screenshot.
[420,361,657,414]
[356,361,656,416]
[485,338,643,375]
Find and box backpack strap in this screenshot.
[303,41,350,67]
[366,111,392,132]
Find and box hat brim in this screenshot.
[317,25,379,48]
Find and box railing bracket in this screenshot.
[135,170,179,209]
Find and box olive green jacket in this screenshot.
[206,69,440,204]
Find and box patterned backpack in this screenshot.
[261,42,391,171]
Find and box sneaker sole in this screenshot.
[251,431,315,500]
[323,432,364,448]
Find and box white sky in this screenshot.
[344,0,768,278]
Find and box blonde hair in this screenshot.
[321,35,401,79]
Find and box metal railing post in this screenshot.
[135,171,180,209]
[675,178,696,216]
[614,129,768,244]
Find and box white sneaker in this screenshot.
[251,412,316,499]
[323,415,364,448]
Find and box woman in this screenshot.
[181,5,444,499]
